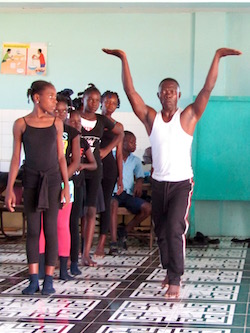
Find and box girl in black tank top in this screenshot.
[5,80,70,296]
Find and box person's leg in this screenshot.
[38,214,45,279]
[125,198,152,233]
[57,203,72,257]
[151,180,170,288]
[80,215,85,254]
[42,184,60,295]
[110,197,119,243]
[164,179,193,298]
[109,197,120,254]
[94,234,106,258]
[22,188,41,295]
[95,176,116,257]
[80,181,87,256]
[82,206,97,266]
[57,203,73,280]
[70,185,83,275]
[81,175,101,266]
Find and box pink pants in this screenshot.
[39,203,72,257]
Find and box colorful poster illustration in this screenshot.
[1,42,47,76]
[27,43,47,76]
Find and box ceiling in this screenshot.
[0,2,250,14]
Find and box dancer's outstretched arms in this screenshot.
[194,48,241,120]
[102,48,156,135]
[182,48,242,135]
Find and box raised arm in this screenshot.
[102,48,156,135]
[182,48,242,135]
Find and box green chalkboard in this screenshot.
[192,97,250,201]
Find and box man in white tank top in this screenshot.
[103,47,241,298]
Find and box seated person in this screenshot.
[110,131,152,253]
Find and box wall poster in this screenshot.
[1,42,47,76]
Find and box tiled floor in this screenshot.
[0,235,249,333]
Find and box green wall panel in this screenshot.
[193,97,250,200]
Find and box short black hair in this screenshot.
[57,88,74,108]
[159,78,180,90]
[56,94,69,105]
[82,83,101,97]
[101,90,120,108]
[124,130,135,138]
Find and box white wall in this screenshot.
[0,109,26,171]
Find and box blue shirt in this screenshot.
[115,153,144,195]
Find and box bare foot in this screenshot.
[161,275,169,289]
[81,255,97,267]
[164,285,180,299]
[93,248,105,259]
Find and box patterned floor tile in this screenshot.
[116,247,158,256]
[96,326,168,333]
[186,248,247,258]
[147,268,243,284]
[89,249,155,258]
[91,255,149,267]
[96,326,231,333]
[0,237,248,332]
[0,243,26,253]
[214,238,248,249]
[2,279,121,297]
[109,301,236,325]
[0,253,27,264]
[185,257,245,270]
[0,297,100,320]
[0,264,27,277]
[130,282,240,301]
[55,267,137,281]
[0,322,75,332]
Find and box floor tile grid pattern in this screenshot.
[0,237,249,332]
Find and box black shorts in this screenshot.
[84,175,102,207]
[113,191,145,215]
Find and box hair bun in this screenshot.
[86,83,95,89]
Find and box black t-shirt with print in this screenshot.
[63,123,79,167]
[72,136,90,187]
[81,114,115,179]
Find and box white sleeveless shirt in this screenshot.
[149,108,193,182]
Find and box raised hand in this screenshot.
[102,48,126,59]
[216,48,242,58]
